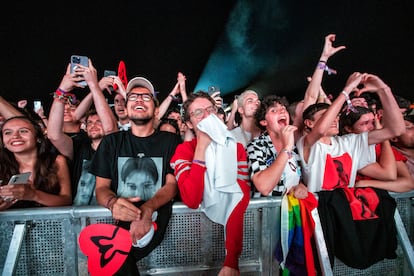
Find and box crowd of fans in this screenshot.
[1,33,413,275]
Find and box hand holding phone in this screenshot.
[1,172,31,201]
[8,172,31,184]
[34,100,42,112]
[70,55,89,87]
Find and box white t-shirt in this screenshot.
[296,132,375,193]
[230,126,252,148]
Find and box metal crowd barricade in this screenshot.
[0,198,281,276]
[0,193,413,275]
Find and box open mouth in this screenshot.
[278,117,288,127]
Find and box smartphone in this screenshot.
[34,100,42,112]
[70,55,89,86]
[208,85,220,95]
[8,172,31,184]
[104,70,116,77]
[2,172,31,201]
[104,70,117,92]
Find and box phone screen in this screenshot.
[104,70,116,77]
[34,100,42,112]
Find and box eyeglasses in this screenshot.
[190,106,217,119]
[127,93,153,102]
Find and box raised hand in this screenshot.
[320,34,346,61]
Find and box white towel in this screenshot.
[197,114,243,225]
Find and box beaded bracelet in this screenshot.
[53,89,77,105]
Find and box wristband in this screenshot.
[192,159,206,167]
[281,149,292,158]
[317,62,337,75]
[169,94,179,102]
[341,90,357,114]
[105,195,118,211]
[57,87,68,94]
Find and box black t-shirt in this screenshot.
[89,129,181,257]
[90,129,181,193]
[70,131,96,205]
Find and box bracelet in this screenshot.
[53,90,77,105]
[105,195,118,211]
[341,90,357,114]
[317,62,337,75]
[319,60,327,63]
[281,149,292,158]
[192,159,206,167]
[169,94,179,102]
[57,87,68,94]
[341,90,349,100]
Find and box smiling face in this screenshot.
[239,92,260,119]
[2,117,38,154]
[312,109,340,136]
[85,114,104,140]
[126,87,155,125]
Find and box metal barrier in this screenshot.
[0,198,281,276]
[0,194,413,276]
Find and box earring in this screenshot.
[37,139,41,143]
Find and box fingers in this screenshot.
[112,198,141,221]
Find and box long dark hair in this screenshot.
[0,116,60,194]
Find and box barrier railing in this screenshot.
[0,193,413,275]
[0,198,281,275]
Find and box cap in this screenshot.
[126,77,155,97]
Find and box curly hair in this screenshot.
[254,95,289,131]
[0,116,60,195]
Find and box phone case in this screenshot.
[8,172,31,184]
[104,70,116,77]
[70,55,89,86]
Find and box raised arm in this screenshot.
[0,96,23,118]
[47,64,77,159]
[158,82,179,120]
[84,60,118,134]
[294,34,345,138]
[359,75,406,145]
[158,72,188,120]
[304,72,364,148]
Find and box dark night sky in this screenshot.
[1,1,413,114]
